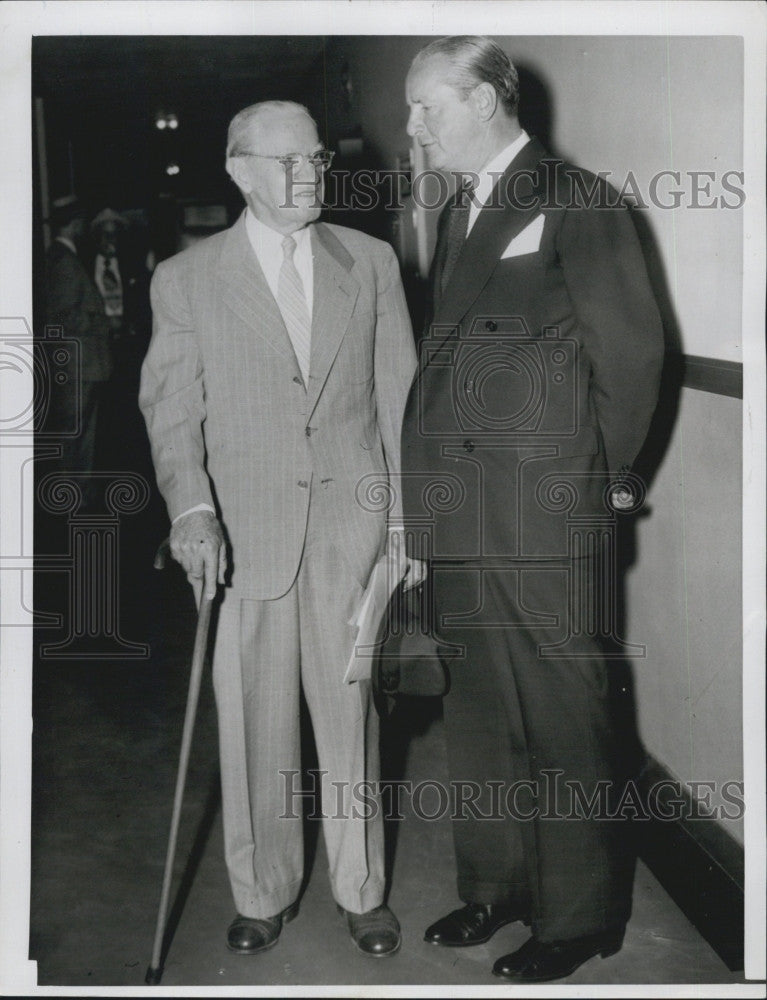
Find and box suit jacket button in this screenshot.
[297,480,308,488]
[485,320,497,331]
[292,375,302,384]
[305,426,312,437]
[463,439,475,452]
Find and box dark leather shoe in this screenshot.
[424,902,529,947]
[492,928,624,982]
[226,902,299,954]
[337,903,401,957]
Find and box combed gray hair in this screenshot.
[226,100,317,157]
[411,36,519,117]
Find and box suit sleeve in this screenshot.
[138,260,215,522]
[373,245,418,527]
[557,186,664,478]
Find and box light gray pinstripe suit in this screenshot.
[140,212,416,917]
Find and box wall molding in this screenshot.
[668,353,743,399]
[637,755,744,971]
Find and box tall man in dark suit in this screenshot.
[400,36,664,983]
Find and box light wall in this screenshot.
[334,34,744,842]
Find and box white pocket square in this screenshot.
[501,214,545,258]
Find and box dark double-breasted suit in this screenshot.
[401,137,664,941]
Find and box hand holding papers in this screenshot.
[344,551,402,684]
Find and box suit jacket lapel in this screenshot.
[216,213,296,363]
[428,137,548,356]
[306,223,360,414]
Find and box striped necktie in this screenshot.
[277,235,311,382]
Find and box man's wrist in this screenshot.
[172,503,215,524]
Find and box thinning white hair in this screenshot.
[226,100,317,157]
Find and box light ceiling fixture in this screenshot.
[156,113,179,130]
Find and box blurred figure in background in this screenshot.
[89,207,153,365]
[45,194,113,495]
[88,206,153,472]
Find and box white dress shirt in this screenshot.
[94,253,124,316]
[245,207,314,316]
[466,130,530,235]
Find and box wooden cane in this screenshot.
[146,539,214,985]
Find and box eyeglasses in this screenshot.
[234,149,335,172]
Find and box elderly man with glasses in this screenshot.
[140,100,423,958]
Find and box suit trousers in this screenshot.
[432,558,635,942]
[210,483,385,919]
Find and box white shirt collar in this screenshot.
[244,208,314,314]
[54,235,77,255]
[467,130,531,233]
[245,208,311,257]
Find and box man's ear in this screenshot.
[226,156,251,194]
[471,82,499,122]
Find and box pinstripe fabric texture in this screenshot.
[277,235,311,382]
[140,212,416,919]
[140,213,416,600]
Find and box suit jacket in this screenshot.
[401,138,664,561]
[45,240,113,382]
[140,213,416,600]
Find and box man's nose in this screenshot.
[406,107,422,138]
[295,154,320,183]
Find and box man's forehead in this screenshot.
[406,57,452,99]
[250,112,319,150]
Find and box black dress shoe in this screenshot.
[337,903,401,957]
[424,902,529,947]
[492,928,625,982]
[226,902,299,954]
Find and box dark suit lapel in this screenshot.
[428,137,548,353]
[306,223,360,415]
[216,213,295,362]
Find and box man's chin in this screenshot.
[297,203,322,224]
[279,204,322,229]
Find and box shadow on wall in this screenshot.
[516,64,555,154]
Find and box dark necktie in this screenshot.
[439,181,472,295]
[102,256,118,292]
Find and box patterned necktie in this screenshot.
[277,235,311,383]
[439,180,472,295]
[102,256,118,291]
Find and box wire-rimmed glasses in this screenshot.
[234,149,335,173]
